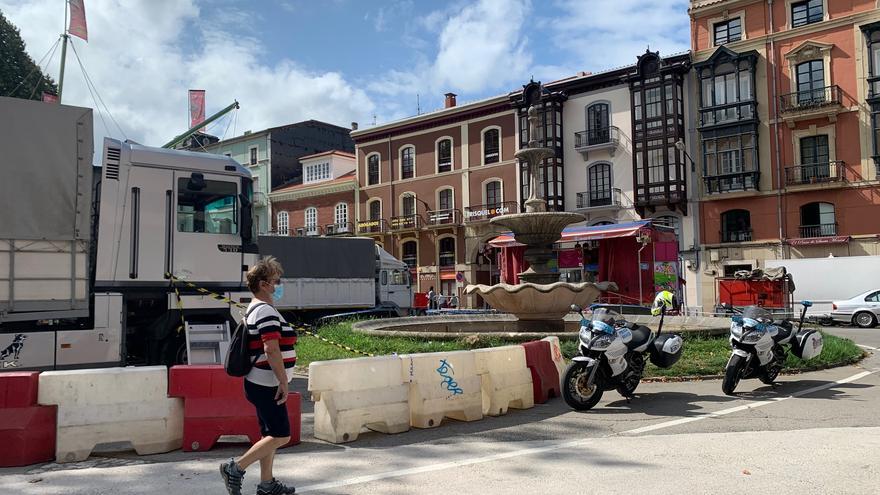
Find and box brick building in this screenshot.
[269,151,357,237]
[689,0,880,311]
[350,93,519,304]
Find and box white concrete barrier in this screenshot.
[308,356,410,443]
[472,346,534,416]
[542,336,566,379]
[401,350,482,428]
[38,366,183,463]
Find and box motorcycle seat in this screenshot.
[771,324,792,343]
[626,325,653,350]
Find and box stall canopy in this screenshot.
[488,220,675,247]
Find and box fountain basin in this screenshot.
[465,281,617,320]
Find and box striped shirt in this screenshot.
[245,300,297,387]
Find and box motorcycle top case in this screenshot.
[791,329,823,360]
[649,333,684,368]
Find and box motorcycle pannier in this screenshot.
[791,329,823,360]
[649,334,684,368]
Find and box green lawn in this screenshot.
[295,321,865,378]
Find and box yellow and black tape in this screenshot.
[165,273,374,358]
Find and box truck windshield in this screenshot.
[177,178,238,234]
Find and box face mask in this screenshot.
[272,282,285,301]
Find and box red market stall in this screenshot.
[489,220,680,305]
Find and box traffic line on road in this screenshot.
[620,369,877,435]
[857,344,878,351]
[296,369,876,493]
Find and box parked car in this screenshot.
[830,289,880,328]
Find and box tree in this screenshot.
[0,10,58,100]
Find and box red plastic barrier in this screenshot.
[0,372,56,467]
[169,365,301,452]
[520,341,560,404]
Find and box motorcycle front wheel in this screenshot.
[562,360,604,411]
[722,353,746,396]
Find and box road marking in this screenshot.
[620,370,877,435]
[297,369,876,493]
[857,344,879,351]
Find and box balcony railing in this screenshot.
[390,214,424,232]
[575,188,622,209]
[799,223,837,238]
[784,161,845,186]
[780,85,841,113]
[464,201,518,222]
[574,126,620,150]
[252,191,268,207]
[721,229,753,243]
[698,101,757,128]
[356,218,389,235]
[703,170,760,194]
[426,208,461,227]
[294,225,322,237]
[324,221,354,236]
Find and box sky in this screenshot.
[1,0,690,156]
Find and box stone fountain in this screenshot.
[465,105,616,321]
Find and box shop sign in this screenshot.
[787,236,850,246]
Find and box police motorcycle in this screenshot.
[722,300,823,395]
[561,292,684,411]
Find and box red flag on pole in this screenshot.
[189,90,206,131]
[67,0,88,41]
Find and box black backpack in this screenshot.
[225,303,266,377]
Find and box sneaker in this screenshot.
[219,458,245,495]
[256,478,296,494]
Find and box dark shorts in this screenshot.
[244,379,291,438]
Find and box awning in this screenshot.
[488,220,667,248]
[786,236,851,246]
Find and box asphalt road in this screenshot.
[3,326,879,495]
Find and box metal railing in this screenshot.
[294,225,322,237]
[785,161,845,185]
[390,214,424,231]
[324,221,354,236]
[426,208,461,227]
[356,218,389,235]
[575,188,622,209]
[464,201,518,222]
[721,229,752,243]
[703,170,760,194]
[698,101,757,127]
[780,85,841,112]
[799,223,837,238]
[574,126,620,149]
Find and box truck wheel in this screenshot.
[853,312,877,329]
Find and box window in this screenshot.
[177,178,238,234]
[437,138,452,172]
[438,188,453,211]
[369,200,381,220]
[305,161,331,183]
[485,180,502,207]
[483,128,500,164]
[587,163,612,206]
[276,211,289,236]
[587,103,610,145]
[402,240,417,269]
[654,215,681,245]
[334,203,348,227]
[714,18,742,45]
[249,147,257,165]
[865,291,880,303]
[800,202,835,237]
[800,135,829,166]
[702,131,758,192]
[796,60,825,104]
[402,193,416,216]
[367,154,380,185]
[792,0,822,28]
[401,146,414,179]
[721,209,752,242]
[304,207,318,235]
[439,237,456,267]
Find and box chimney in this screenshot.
[351,121,359,130]
[444,92,457,108]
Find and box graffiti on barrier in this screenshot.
[436,358,463,396]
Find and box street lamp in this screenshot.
[675,139,696,173]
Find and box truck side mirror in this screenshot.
[187,172,206,191]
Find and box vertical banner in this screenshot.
[188,90,206,131]
[68,0,89,41]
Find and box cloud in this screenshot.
[0,0,374,161]
[549,0,690,71]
